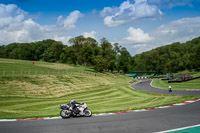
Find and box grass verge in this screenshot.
[152,79,200,90]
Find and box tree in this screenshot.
[99,38,117,71]
[60,46,76,64]
[5,43,19,58]
[93,55,106,72]
[43,41,64,62]
[17,43,36,60]
[131,36,200,73]
[81,44,93,69]
[117,47,131,73]
[85,37,98,48]
[69,36,86,64]
[0,45,6,58]
[193,45,200,70]
[100,38,112,58]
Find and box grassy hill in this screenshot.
[0,58,96,76]
[0,58,199,119]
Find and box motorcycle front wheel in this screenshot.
[60,110,71,118]
[84,109,92,117]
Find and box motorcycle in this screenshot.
[59,103,92,118]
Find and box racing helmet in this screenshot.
[70,99,75,103]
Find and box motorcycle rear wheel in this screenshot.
[60,110,71,118]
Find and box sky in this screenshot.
[0,0,200,55]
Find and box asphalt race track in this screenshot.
[0,80,200,133]
[131,79,200,95]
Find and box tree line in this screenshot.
[0,36,132,73]
[132,36,200,74]
[0,36,199,73]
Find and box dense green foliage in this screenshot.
[0,37,131,73]
[132,37,200,73]
[0,36,200,73]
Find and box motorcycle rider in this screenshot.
[70,99,83,115]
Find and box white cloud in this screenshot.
[117,26,154,55]
[0,4,83,45]
[148,0,197,8]
[82,31,97,39]
[53,35,72,45]
[131,43,154,54]
[124,27,153,43]
[0,4,26,29]
[151,17,200,46]
[119,17,200,55]
[132,43,147,48]
[57,10,83,29]
[101,0,162,27]
[104,16,127,27]
[100,7,118,17]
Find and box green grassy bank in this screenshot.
[152,78,200,90]
[0,58,199,119]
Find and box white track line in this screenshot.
[0,119,16,122]
[154,124,200,133]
